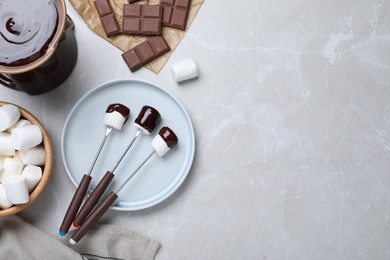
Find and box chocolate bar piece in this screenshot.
[122,36,170,72]
[94,0,120,37]
[128,0,141,2]
[160,0,191,30]
[122,4,162,35]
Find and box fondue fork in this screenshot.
[70,150,156,244]
[72,129,142,227]
[69,126,178,244]
[59,127,112,236]
[59,103,130,236]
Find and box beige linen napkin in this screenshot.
[69,0,204,73]
[0,215,159,260]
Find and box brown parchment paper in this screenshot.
[69,0,204,73]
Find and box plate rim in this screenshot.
[61,78,195,211]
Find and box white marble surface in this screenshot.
[1,0,390,259]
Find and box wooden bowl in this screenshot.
[0,101,53,218]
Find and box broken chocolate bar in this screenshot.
[122,36,170,72]
[122,4,162,35]
[160,0,191,30]
[94,0,120,37]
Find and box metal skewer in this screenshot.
[87,127,113,175]
[70,150,157,244]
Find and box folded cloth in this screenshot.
[0,215,160,260]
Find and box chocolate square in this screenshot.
[122,4,162,35]
[162,6,173,25]
[94,0,120,37]
[122,36,170,72]
[160,0,191,30]
[170,8,188,30]
[148,36,170,55]
[100,14,120,37]
[122,19,141,34]
[94,0,113,17]
[124,4,141,17]
[135,41,155,63]
[122,49,143,71]
[143,5,162,17]
[142,20,161,34]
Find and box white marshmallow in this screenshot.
[151,134,170,157]
[0,132,15,156]
[21,165,42,192]
[1,158,23,183]
[0,184,12,209]
[13,152,23,163]
[103,111,126,130]
[11,124,43,150]
[0,104,21,131]
[19,145,46,166]
[3,175,30,204]
[0,157,4,172]
[171,58,198,83]
[6,119,32,133]
[134,123,151,135]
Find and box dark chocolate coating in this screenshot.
[159,126,178,148]
[106,103,130,119]
[134,105,161,133]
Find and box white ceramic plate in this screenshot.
[61,79,195,211]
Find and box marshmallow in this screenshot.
[13,152,23,163]
[134,106,161,135]
[0,184,12,209]
[0,104,21,131]
[19,145,46,166]
[1,158,23,182]
[0,132,15,156]
[151,127,178,157]
[3,175,30,204]
[151,135,170,157]
[171,58,198,83]
[21,165,42,192]
[6,119,32,133]
[11,124,43,150]
[104,111,127,130]
[0,157,5,172]
[103,103,130,130]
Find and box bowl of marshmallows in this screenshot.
[0,101,53,218]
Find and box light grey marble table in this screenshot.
[2,0,390,259]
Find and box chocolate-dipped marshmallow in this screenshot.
[134,106,161,134]
[151,127,178,157]
[103,103,130,130]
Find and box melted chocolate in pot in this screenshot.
[0,0,58,66]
